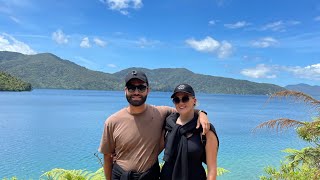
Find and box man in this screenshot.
[99,70,210,180]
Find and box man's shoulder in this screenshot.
[105,108,128,124]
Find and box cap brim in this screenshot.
[170,91,193,98]
[126,77,147,85]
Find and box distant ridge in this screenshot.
[0,51,286,95]
[114,67,285,94]
[285,83,320,96]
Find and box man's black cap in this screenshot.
[125,70,149,85]
[171,83,195,98]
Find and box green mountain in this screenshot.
[114,67,285,94]
[0,51,120,90]
[0,51,286,95]
[0,71,32,91]
[285,83,320,96]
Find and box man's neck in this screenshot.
[127,103,147,114]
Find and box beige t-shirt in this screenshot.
[99,104,175,172]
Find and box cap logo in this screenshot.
[177,84,185,89]
[132,70,137,76]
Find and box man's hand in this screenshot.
[197,111,210,135]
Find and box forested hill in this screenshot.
[0,51,120,90]
[0,51,285,95]
[0,71,32,91]
[114,68,285,94]
[285,83,320,96]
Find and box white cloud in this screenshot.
[0,33,36,55]
[107,64,117,68]
[94,38,107,47]
[215,0,229,7]
[314,16,320,21]
[284,63,320,80]
[251,37,278,48]
[80,37,91,48]
[52,29,68,44]
[9,16,20,24]
[135,37,159,48]
[224,21,250,29]
[218,41,233,58]
[287,20,301,25]
[241,64,276,78]
[208,20,217,25]
[241,63,320,80]
[186,36,220,52]
[261,20,300,32]
[261,21,284,31]
[185,36,233,58]
[100,0,143,15]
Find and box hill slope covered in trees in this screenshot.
[0,51,286,95]
[0,71,32,91]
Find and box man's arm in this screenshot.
[103,153,113,180]
[100,121,115,180]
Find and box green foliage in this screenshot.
[161,162,230,177]
[217,167,230,176]
[2,177,18,180]
[257,90,320,180]
[40,168,105,180]
[283,147,320,170]
[0,51,285,94]
[0,71,32,91]
[37,165,229,180]
[296,120,320,144]
[260,164,320,180]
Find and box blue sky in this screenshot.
[0,0,320,87]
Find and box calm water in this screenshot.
[0,89,315,179]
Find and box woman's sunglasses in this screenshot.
[126,84,147,93]
[172,96,191,104]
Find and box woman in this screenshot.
[160,83,219,180]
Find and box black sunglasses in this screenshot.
[172,96,191,104]
[126,84,147,93]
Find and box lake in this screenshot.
[0,89,315,179]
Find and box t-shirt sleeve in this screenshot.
[98,119,115,154]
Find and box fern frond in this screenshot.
[217,167,230,176]
[90,168,105,180]
[40,168,97,180]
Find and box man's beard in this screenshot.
[126,94,147,106]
